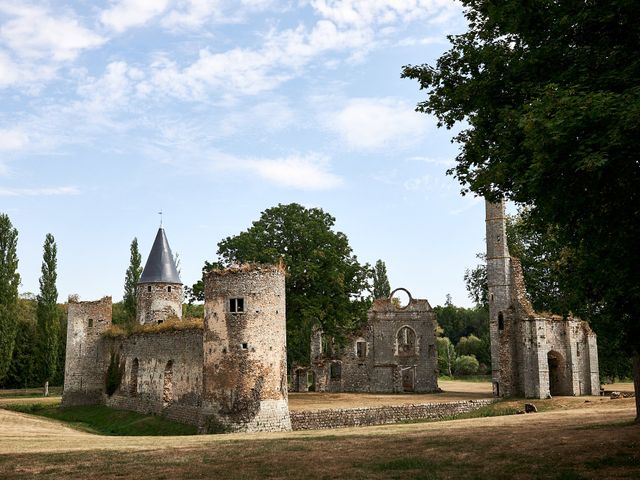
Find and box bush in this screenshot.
[454,355,479,375]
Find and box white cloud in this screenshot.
[0,186,80,197]
[211,152,343,190]
[0,4,105,61]
[310,0,461,28]
[101,0,170,33]
[326,97,429,150]
[161,0,224,29]
[0,128,28,150]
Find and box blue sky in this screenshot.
[0,0,487,308]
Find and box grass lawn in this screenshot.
[2,402,196,436]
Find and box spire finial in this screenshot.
[158,211,163,227]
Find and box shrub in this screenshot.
[454,355,479,375]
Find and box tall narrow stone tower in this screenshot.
[486,199,514,397]
[136,227,183,325]
[62,296,112,406]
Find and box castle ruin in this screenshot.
[486,200,600,398]
[62,227,291,433]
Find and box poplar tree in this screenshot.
[37,233,60,383]
[0,214,20,382]
[372,259,391,299]
[123,238,142,322]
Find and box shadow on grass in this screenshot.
[2,403,197,436]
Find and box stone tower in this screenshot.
[485,199,600,398]
[485,199,513,397]
[62,296,112,406]
[136,227,183,325]
[201,264,291,432]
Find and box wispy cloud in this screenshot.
[0,3,105,61]
[0,186,81,197]
[100,0,170,33]
[324,97,430,150]
[210,152,344,190]
[0,128,28,150]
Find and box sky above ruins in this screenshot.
[0,1,488,307]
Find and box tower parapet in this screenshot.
[201,264,291,433]
[62,296,112,406]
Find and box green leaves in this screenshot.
[0,213,20,383]
[122,238,142,324]
[215,203,371,367]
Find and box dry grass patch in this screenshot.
[0,398,638,479]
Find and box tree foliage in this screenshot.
[436,336,456,377]
[0,213,20,382]
[215,203,371,367]
[372,259,391,299]
[37,233,60,383]
[403,1,640,417]
[454,355,480,376]
[123,238,142,323]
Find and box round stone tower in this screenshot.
[136,227,183,325]
[201,264,291,433]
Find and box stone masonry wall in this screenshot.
[104,328,203,426]
[311,293,439,394]
[136,282,183,325]
[62,297,112,406]
[202,264,291,433]
[290,399,496,430]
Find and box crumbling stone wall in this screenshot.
[136,282,183,325]
[308,291,439,394]
[202,264,291,432]
[62,297,112,406]
[290,399,495,430]
[104,328,204,427]
[486,200,600,399]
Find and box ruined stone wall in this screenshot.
[136,282,183,325]
[202,265,291,433]
[62,297,112,406]
[310,295,439,394]
[290,399,496,430]
[104,328,203,426]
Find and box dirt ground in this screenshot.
[0,381,638,479]
[288,379,493,411]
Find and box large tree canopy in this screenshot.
[403,1,640,418]
[215,203,371,367]
[0,213,20,382]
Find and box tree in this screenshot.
[123,238,142,323]
[455,355,480,376]
[215,203,371,367]
[0,213,20,382]
[436,336,456,378]
[37,233,60,384]
[372,260,391,299]
[403,1,640,419]
[3,295,38,388]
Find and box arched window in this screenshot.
[498,312,504,331]
[130,358,139,396]
[163,360,173,406]
[397,326,416,356]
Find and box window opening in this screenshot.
[498,312,504,331]
[356,341,366,359]
[168,286,172,293]
[330,362,342,380]
[241,343,248,350]
[88,318,93,328]
[147,285,152,292]
[397,326,416,356]
[229,297,245,313]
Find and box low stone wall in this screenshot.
[290,399,496,431]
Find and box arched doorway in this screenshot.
[163,360,173,406]
[547,351,566,396]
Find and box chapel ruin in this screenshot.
[486,200,600,398]
[293,288,439,394]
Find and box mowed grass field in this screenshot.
[0,381,638,479]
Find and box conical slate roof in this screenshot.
[138,228,181,284]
